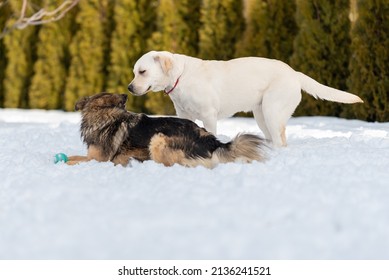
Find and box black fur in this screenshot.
[125,115,228,159]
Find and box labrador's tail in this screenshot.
[297,72,363,104]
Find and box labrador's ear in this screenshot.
[153,54,173,74]
[74,96,89,111]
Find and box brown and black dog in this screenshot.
[67,93,266,168]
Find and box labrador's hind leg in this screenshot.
[261,82,301,147]
[253,104,271,142]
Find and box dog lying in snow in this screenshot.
[66,92,266,168]
[128,51,363,147]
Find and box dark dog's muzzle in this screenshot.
[121,93,128,102]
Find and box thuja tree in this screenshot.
[0,3,10,107]
[107,0,157,113]
[29,0,78,109]
[237,0,297,63]
[3,1,41,108]
[290,0,351,117]
[345,0,389,122]
[64,0,113,111]
[199,0,244,60]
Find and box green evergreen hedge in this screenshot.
[0,0,387,121]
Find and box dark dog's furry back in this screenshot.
[69,92,266,168]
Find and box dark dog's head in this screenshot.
[75,93,128,112]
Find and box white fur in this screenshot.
[128,51,363,147]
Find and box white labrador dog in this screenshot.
[128,51,363,147]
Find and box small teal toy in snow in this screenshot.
[54,153,68,164]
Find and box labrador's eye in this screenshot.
[139,70,146,74]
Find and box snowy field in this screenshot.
[0,108,388,260]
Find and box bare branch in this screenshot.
[18,0,28,25]
[0,0,79,39]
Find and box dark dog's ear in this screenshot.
[75,96,89,111]
[154,54,172,74]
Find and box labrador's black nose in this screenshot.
[127,83,134,93]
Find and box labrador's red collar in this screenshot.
[164,76,180,95]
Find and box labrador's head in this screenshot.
[128,51,176,96]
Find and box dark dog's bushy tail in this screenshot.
[213,133,266,165]
[149,132,267,169]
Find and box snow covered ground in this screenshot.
[0,108,388,259]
